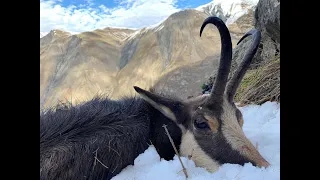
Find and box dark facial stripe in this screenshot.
[200,103,253,166]
[195,133,254,166]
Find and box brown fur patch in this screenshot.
[204,114,219,133]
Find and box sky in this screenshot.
[40,0,212,33]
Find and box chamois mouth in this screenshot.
[258,159,270,168]
[223,155,270,168]
[253,154,270,168]
[243,157,270,168]
[237,144,270,168]
[207,132,270,169]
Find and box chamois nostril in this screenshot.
[240,143,270,168]
[257,159,270,168]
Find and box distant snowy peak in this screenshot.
[40,27,135,39]
[40,32,48,38]
[40,0,259,39]
[125,22,165,41]
[196,0,259,25]
[40,30,65,39]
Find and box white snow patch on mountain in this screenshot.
[196,0,259,25]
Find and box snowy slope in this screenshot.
[112,101,280,180]
[40,31,80,38]
[40,32,48,38]
[196,0,259,25]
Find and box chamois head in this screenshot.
[134,16,269,172]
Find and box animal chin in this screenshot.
[180,131,220,172]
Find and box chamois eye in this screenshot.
[194,120,209,129]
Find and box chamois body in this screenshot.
[40,97,181,180]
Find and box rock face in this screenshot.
[254,0,280,64]
[40,28,133,108]
[197,0,259,25]
[197,0,258,37]
[255,0,280,43]
[233,0,280,70]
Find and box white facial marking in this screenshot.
[180,131,220,172]
[221,98,269,167]
[139,93,177,121]
[184,94,209,105]
[221,98,248,150]
[159,105,177,121]
[178,124,187,134]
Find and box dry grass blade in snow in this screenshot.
[235,56,280,105]
[163,124,188,179]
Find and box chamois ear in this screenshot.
[133,86,185,123]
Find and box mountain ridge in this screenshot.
[40,0,259,108]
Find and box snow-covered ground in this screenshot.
[112,101,280,180]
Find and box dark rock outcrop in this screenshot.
[254,0,280,63]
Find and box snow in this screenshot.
[144,21,165,33]
[154,24,164,32]
[104,26,138,30]
[40,32,48,38]
[40,27,134,39]
[125,29,144,41]
[196,0,259,25]
[124,25,162,41]
[145,14,174,32]
[147,21,163,29]
[68,31,81,35]
[112,101,280,180]
[41,0,259,39]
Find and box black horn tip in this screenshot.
[200,16,225,37]
[237,29,261,45]
[133,86,143,93]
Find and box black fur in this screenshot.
[196,132,252,166]
[40,96,181,180]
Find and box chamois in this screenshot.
[40,16,268,180]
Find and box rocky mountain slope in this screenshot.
[197,0,259,37]
[40,0,260,108]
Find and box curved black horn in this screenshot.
[200,16,233,102]
[225,29,262,102]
